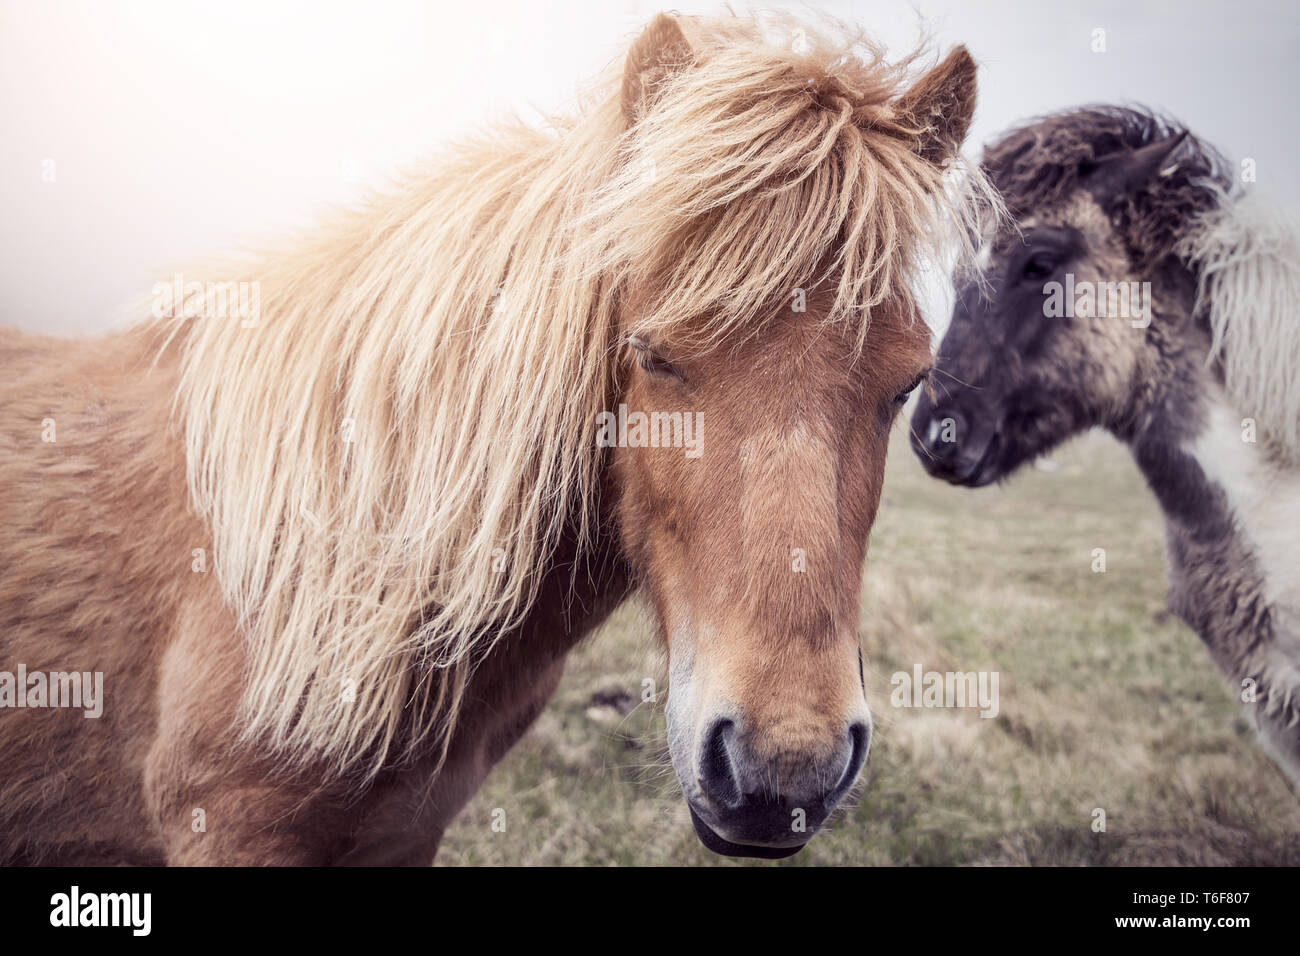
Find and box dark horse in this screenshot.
[912,106,1300,788]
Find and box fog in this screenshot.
[2,0,1296,335]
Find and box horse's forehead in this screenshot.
[1036,190,1111,230]
[734,310,927,378]
[993,189,1117,258]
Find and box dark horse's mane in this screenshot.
[982,105,1233,266]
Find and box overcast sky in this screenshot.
[2,0,1296,335]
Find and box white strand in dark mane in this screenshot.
[1180,187,1300,462]
[1178,188,1300,787]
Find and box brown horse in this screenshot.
[0,13,985,864]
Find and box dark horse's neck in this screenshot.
[1111,263,1300,787]
[1113,265,1274,682]
[1125,423,1274,677]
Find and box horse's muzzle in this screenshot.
[687,805,807,859]
[911,402,1003,486]
[684,716,870,857]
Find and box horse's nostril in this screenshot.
[922,408,964,457]
[700,718,741,809]
[827,721,871,809]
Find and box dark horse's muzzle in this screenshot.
[910,394,1002,486]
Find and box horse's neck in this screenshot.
[1127,368,1300,683]
[1139,376,1300,782]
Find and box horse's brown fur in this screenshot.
[1,13,980,863]
[618,300,929,829]
[0,301,926,865]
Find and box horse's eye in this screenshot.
[638,351,683,380]
[629,338,685,382]
[1022,251,1058,281]
[894,372,928,406]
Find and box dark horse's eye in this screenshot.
[894,372,929,406]
[1021,250,1058,281]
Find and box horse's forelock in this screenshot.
[584,14,994,357]
[983,106,1231,264]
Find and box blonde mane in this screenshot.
[1181,188,1300,462]
[164,13,991,776]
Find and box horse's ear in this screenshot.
[1080,131,1189,202]
[621,13,693,125]
[893,46,978,165]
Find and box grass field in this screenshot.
[437,426,1300,866]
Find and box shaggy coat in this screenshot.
[1,13,987,863]
[913,106,1300,788]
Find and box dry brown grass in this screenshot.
[437,426,1300,865]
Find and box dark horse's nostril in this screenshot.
[826,722,871,809]
[700,718,741,809]
[922,407,964,459]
